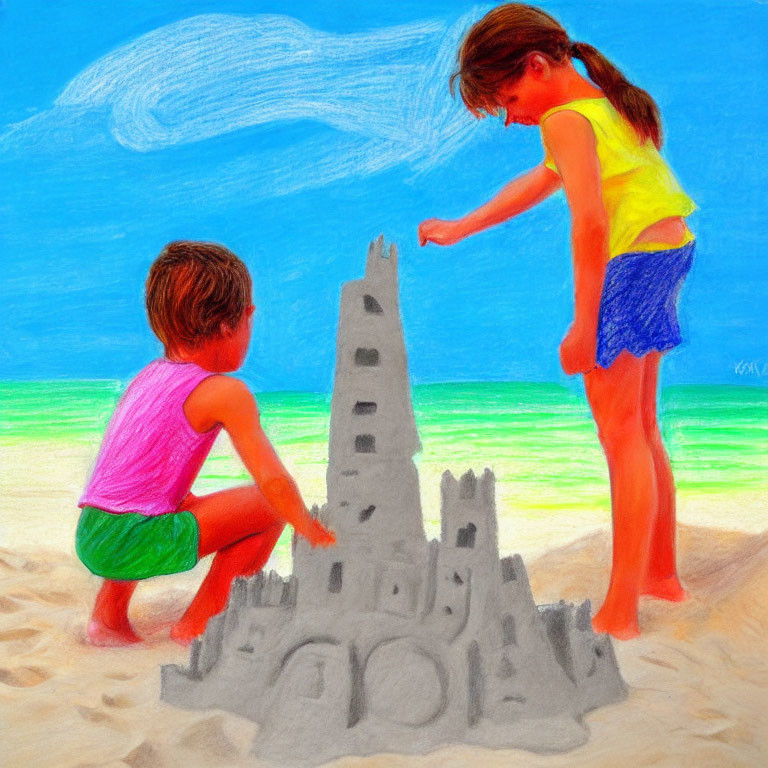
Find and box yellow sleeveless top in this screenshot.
[540,97,696,259]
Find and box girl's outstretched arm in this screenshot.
[540,109,609,375]
[185,376,335,547]
[418,164,561,246]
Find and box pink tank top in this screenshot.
[80,359,222,516]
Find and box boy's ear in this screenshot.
[219,320,234,337]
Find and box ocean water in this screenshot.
[2,380,765,568]
[2,379,766,498]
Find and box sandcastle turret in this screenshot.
[326,235,423,544]
[292,235,428,613]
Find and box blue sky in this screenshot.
[1,0,766,391]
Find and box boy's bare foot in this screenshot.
[591,606,640,641]
[87,620,142,647]
[641,576,688,602]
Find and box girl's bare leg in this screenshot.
[640,352,688,601]
[88,579,141,646]
[585,351,656,639]
[170,485,285,645]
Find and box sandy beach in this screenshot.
[2,418,767,767]
[2,505,767,767]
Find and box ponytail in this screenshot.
[570,42,662,149]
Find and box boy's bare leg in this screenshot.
[585,351,656,640]
[640,352,688,601]
[170,486,286,645]
[88,579,141,646]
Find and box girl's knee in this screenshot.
[595,414,645,452]
[642,419,664,449]
[639,402,667,447]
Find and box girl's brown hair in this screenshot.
[146,240,252,353]
[451,3,662,148]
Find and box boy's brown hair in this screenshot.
[146,241,252,353]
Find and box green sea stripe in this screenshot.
[2,380,766,496]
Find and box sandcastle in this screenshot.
[161,237,627,765]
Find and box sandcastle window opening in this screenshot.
[355,434,376,453]
[502,614,517,646]
[363,294,384,314]
[456,523,477,549]
[355,348,380,366]
[359,505,376,522]
[329,562,343,593]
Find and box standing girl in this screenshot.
[418,3,695,639]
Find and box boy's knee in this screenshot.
[256,502,285,535]
[271,518,286,536]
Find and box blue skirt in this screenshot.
[596,240,695,369]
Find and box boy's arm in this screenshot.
[418,164,562,246]
[187,375,334,546]
[540,109,609,374]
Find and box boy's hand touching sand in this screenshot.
[301,517,336,548]
[185,376,337,550]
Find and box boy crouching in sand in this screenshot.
[76,241,335,646]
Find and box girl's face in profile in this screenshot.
[487,55,555,127]
[492,76,546,127]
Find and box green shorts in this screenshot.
[75,506,199,581]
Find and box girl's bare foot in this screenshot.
[641,575,688,602]
[591,605,640,640]
[87,620,142,647]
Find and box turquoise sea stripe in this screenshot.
[1,382,766,501]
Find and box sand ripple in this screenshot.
[0,665,51,687]
[0,525,766,767]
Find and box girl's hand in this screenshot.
[559,323,597,376]
[418,218,464,247]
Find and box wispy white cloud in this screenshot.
[1,12,484,198]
